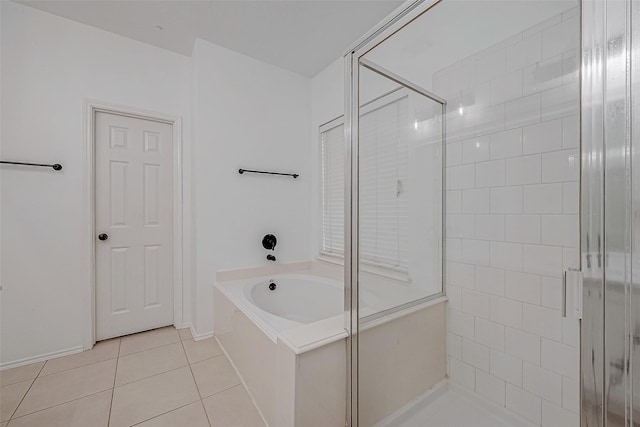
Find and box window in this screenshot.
[320,92,409,272]
[320,120,345,256]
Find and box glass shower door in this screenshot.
[582,0,640,425]
[357,61,445,317]
[349,58,446,427]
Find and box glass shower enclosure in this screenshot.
[353,57,447,427]
[345,0,583,425]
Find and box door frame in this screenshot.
[84,100,184,349]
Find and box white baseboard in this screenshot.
[182,322,214,341]
[2,323,211,370]
[1,345,84,370]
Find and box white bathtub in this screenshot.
[217,274,347,342]
[218,273,386,345]
[213,264,447,426]
[246,274,343,323]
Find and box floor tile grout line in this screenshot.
[119,337,182,358]
[7,360,47,421]
[179,329,194,342]
[11,353,203,425]
[187,352,226,367]
[6,388,113,423]
[36,354,119,379]
[5,374,239,426]
[199,382,244,401]
[0,365,45,388]
[107,339,121,427]
[199,399,213,427]
[180,339,213,427]
[101,338,216,390]
[5,328,196,426]
[117,326,176,344]
[113,361,190,388]
[117,326,181,357]
[118,363,191,389]
[108,338,212,426]
[181,340,204,397]
[33,328,187,379]
[128,400,202,427]
[32,338,120,379]
[118,340,186,361]
[39,358,49,378]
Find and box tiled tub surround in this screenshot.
[435,8,580,426]
[213,262,447,426]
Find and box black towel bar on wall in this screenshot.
[238,168,298,179]
[1,161,63,171]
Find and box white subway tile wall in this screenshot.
[437,8,580,426]
[476,369,507,405]
[506,384,542,425]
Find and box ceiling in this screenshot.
[17,0,404,77]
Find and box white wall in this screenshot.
[1,2,315,364]
[0,1,192,366]
[311,58,344,129]
[191,39,312,337]
[0,1,314,365]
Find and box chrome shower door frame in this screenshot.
[581,0,637,425]
[343,1,443,425]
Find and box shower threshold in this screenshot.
[375,380,535,427]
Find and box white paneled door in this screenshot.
[95,112,174,340]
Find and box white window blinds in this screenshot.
[359,96,409,270]
[321,122,345,256]
[321,94,409,271]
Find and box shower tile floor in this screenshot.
[379,382,531,427]
[0,327,265,427]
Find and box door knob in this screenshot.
[98,233,108,241]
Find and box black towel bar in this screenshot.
[1,161,62,171]
[238,168,298,179]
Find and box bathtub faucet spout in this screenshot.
[267,254,276,262]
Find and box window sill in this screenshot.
[317,253,412,284]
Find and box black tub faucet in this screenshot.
[262,234,277,251]
[263,234,277,261]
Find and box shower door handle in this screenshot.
[563,268,583,319]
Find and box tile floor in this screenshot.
[378,383,530,427]
[0,327,266,427]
